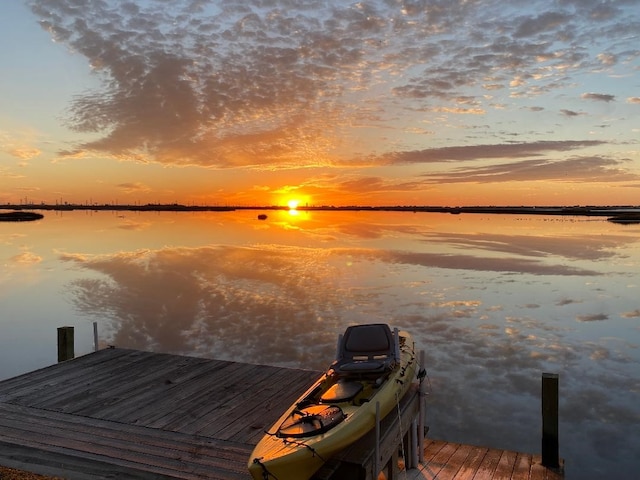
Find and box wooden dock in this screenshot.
[0,348,563,479]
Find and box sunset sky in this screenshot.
[1,0,639,207]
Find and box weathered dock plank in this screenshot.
[473,447,503,480]
[0,348,134,403]
[0,348,319,479]
[112,361,251,427]
[433,441,474,479]
[199,365,310,441]
[451,444,489,480]
[0,402,250,479]
[405,440,564,480]
[493,450,519,480]
[153,361,283,435]
[0,348,563,480]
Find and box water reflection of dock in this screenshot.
[0,348,563,479]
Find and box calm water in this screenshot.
[1,209,639,478]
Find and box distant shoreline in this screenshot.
[2,204,640,217]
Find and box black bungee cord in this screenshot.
[252,457,279,480]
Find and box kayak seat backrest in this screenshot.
[334,324,396,375]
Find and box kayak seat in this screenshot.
[333,323,396,376]
[320,380,363,403]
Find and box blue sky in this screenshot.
[1,0,639,206]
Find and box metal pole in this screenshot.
[418,350,426,463]
[410,418,418,469]
[375,401,380,476]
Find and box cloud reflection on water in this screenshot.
[63,246,347,367]
[52,213,640,480]
[61,241,607,361]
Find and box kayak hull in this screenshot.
[248,327,417,480]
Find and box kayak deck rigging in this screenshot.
[249,323,419,480]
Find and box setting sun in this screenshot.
[2,2,640,208]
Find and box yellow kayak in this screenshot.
[248,323,417,480]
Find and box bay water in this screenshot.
[1,209,638,478]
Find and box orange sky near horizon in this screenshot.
[1,1,639,207]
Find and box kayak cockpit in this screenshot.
[277,405,345,438]
[275,325,406,439]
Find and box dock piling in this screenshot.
[57,326,74,362]
[93,321,99,352]
[542,372,560,468]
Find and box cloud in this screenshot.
[29,0,376,168]
[0,167,25,180]
[556,298,582,306]
[513,11,572,38]
[9,251,42,265]
[7,147,41,160]
[576,313,609,322]
[582,92,616,102]
[117,182,151,194]
[560,109,583,117]
[597,53,617,66]
[421,155,638,184]
[380,140,605,164]
[27,0,640,170]
[0,131,41,161]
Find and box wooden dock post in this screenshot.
[541,372,559,468]
[93,321,99,352]
[57,326,74,362]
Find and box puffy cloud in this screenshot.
[597,52,617,66]
[576,313,609,322]
[7,147,41,160]
[560,109,583,117]
[0,131,42,161]
[513,11,572,38]
[582,92,616,102]
[10,251,42,265]
[26,0,640,171]
[117,182,151,194]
